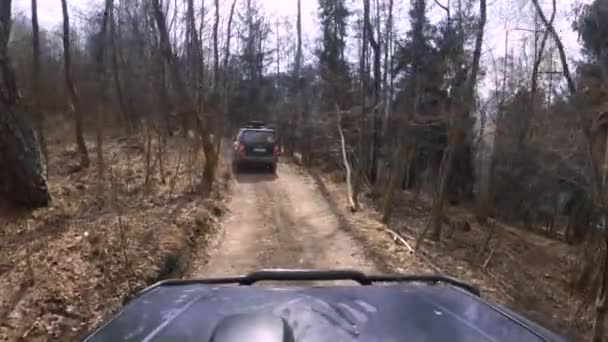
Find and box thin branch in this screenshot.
[531,0,556,93]
[531,0,576,94]
[385,227,414,254]
[433,0,449,16]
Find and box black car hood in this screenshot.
[84,281,565,342]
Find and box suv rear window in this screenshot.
[241,130,275,144]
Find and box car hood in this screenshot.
[84,281,565,342]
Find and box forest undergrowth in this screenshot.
[0,120,229,341]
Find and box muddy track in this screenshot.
[191,162,376,282]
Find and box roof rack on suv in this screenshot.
[246,120,266,128]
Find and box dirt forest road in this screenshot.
[191,162,377,280]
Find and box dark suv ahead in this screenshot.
[232,123,279,173]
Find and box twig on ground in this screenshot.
[384,221,441,272]
[168,141,185,199]
[480,219,497,256]
[117,215,132,293]
[485,270,516,302]
[483,248,495,271]
[418,251,443,273]
[415,216,433,252]
[384,227,414,254]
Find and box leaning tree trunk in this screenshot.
[0,0,49,208]
[61,0,89,168]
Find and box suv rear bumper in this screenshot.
[234,155,278,165]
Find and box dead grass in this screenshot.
[0,123,228,341]
[314,169,586,341]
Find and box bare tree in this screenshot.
[223,0,238,121]
[0,0,18,106]
[382,0,394,131]
[296,0,302,78]
[94,0,114,180]
[213,0,220,89]
[425,0,486,242]
[186,0,203,113]
[152,0,218,190]
[31,0,47,172]
[353,0,371,209]
[383,0,426,224]
[61,0,89,168]
[531,0,576,94]
[110,2,129,132]
[289,0,303,157]
[532,0,608,337]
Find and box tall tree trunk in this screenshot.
[0,1,49,208]
[428,0,486,241]
[382,0,393,137]
[31,0,47,174]
[152,0,217,191]
[290,0,302,157]
[198,0,207,114]
[94,0,113,181]
[109,7,130,132]
[296,0,302,78]
[223,0,237,128]
[354,0,371,205]
[213,0,220,89]
[381,143,413,223]
[275,21,280,76]
[61,0,89,168]
[366,0,381,184]
[212,0,223,154]
[378,0,394,192]
[186,0,201,115]
[0,0,18,106]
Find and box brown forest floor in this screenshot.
[313,169,589,341]
[0,122,591,341]
[0,122,228,341]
